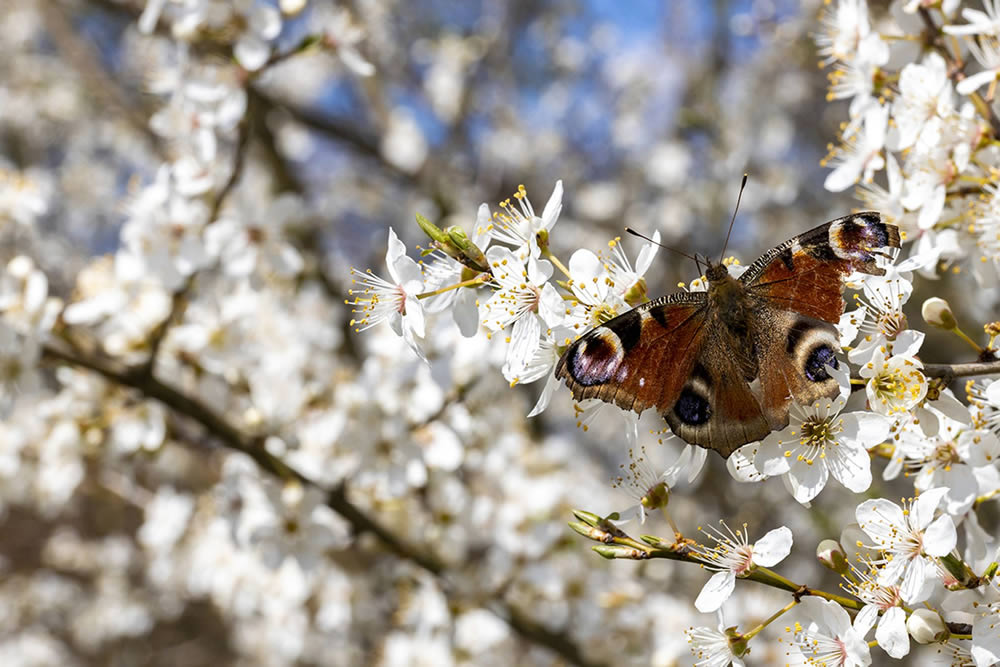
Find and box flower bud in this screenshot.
[572,509,602,527]
[592,544,646,560]
[816,539,849,575]
[922,297,957,330]
[446,226,489,273]
[906,608,947,644]
[415,212,450,244]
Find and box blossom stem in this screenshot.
[950,326,984,353]
[415,274,487,299]
[659,506,681,540]
[975,488,1000,507]
[741,599,798,641]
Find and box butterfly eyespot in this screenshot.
[804,345,838,382]
[567,327,624,386]
[672,388,711,426]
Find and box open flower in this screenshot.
[754,365,890,504]
[481,246,562,378]
[885,412,1000,516]
[859,347,928,416]
[855,488,957,604]
[562,248,627,334]
[888,52,954,151]
[488,181,563,261]
[842,560,908,659]
[347,228,426,359]
[786,597,877,667]
[823,103,887,192]
[686,611,746,667]
[842,269,917,365]
[691,521,792,612]
[610,439,706,525]
[603,231,660,304]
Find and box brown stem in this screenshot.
[923,359,1000,382]
[41,341,604,667]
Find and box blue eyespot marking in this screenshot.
[673,388,711,426]
[804,345,838,382]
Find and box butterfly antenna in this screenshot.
[719,173,749,264]
[625,228,699,265]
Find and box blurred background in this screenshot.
[0,0,990,665]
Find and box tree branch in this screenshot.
[924,359,1000,381]
[40,340,604,667]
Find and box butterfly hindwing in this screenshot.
[663,318,772,458]
[555,292,708,415]
[752,308,844,429]
[740,212,901,323]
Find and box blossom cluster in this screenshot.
[346,2,1000,665]
[1,0,999,666]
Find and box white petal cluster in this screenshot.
[2,0,1000,665]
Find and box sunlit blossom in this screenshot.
[690,521,792,613]
[347,228,426,359]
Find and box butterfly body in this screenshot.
[554,212,900,458]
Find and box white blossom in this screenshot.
[754,365,889,504]
[786,597,876,667]
[691,521,792,613]
[347,228,426,359]
[855,488,957,604]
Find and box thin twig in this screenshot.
[924,358,1000,382]
[40,341,604,667]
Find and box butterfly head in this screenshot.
[704,262,731,284]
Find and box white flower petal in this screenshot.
[899,556,931,604]
[853,603,879,637]
[694,570,735,613]
[754,432,791,476]
[911,487,949,531]
[875,606,909,658]
[892,329,924,357]
[840,411,891,446]
[828,442,872,492]
[752,526,793,567]
[541,180,563,230]
[922,514,957,556]
[787,461,829,504]
[507,314,541,374]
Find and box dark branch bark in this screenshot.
[41,341,605,667]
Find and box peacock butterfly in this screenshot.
[554,211,901,458]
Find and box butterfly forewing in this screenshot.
[555,292,708,415]
[741,212,901,323]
